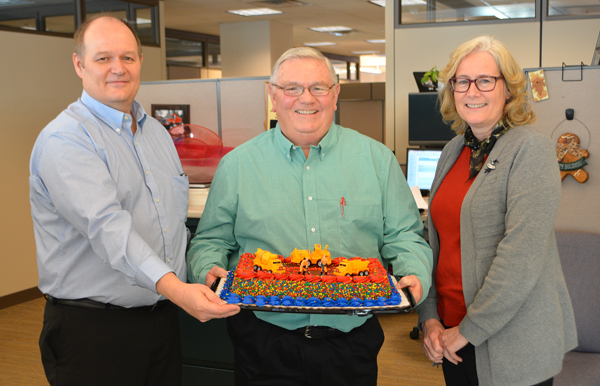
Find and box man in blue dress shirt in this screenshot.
[29,15,239,386]
[187,47,433,386]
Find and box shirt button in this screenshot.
[146,171,150,175]
[311,228,316,233]
[164,228,168,232]
[116,128,121,134]
[124,116,129,120]
[287,155,290,158]
[135,141,138,145]
[168,259,171,263]
[308,196,313,201]
[306,166,310,170]
[156,199,160,203]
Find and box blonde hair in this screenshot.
[270,47,337,85]
[438,35,535,134]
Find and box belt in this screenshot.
[45,295,169,311]
[295,325,345,339]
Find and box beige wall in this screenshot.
[387,17,599,164]
[221,21,273,78]
[542,19,600,67]
[220,20,293,78]
[0,30,164,298]
[269,21,294,69]
[0,31,80,298]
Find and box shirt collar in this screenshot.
[80,90,147,133]
[274,121,339,162]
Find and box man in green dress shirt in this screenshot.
[187,47,432,386]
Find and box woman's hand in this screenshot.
[421,319,445,363]
[440,326,469,365]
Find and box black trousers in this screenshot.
[39,298,182,386]
[226,310,385,386]
[442,343,554,386]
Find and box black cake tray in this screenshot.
[211,274,416,316]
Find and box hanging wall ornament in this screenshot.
[557,133,590,183]
[552,109,591,184]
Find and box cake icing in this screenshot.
[216,248,404,310]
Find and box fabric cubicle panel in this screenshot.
[137,77,270,149]
[219,77,270,148]
[524,66,600,233]
[136,80,220,138]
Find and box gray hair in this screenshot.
[270,47,337,85]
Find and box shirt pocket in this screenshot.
[339,202,383,255]
[171,175,189,223]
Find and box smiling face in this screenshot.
[73,17,142,114]
[269,57,340,152]
[454,50,511,141]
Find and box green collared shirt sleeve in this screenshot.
[187,123,432,332]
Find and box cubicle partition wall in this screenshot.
[219,78,270,147]
[524,65,600,233]
[137,77,270,385]
[338,82,386,143]
[137,76,270,148]
[137,79,220,138]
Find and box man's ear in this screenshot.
[332,83,341,111]
[73,53,84,79]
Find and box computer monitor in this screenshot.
[408,93,456,147]
[406,148,442,194]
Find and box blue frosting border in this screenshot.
[219,267,402,309]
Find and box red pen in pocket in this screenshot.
[340,197,346,218]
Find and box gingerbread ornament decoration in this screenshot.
[556,133,590,183]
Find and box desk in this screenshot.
[188,188,209,218]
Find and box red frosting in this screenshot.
[289,274,305,281]
[320,275,337,283]
[370,275,387,283]
[336,275,353,283]
[236,271,256,279]
[304,275,321,282]
[255,271,274,280]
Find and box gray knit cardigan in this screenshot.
[416,126,577,386]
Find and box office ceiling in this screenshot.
[163,0,387,57]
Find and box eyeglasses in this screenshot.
[449,76,503,93]
[271,83,336,97]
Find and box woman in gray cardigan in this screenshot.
[416,35,577,386]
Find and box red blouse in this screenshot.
[429,146,483,327]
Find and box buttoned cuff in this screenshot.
[136,257,174,293]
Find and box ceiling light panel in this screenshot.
[304,42,336,46]
[369,0,386,7]
[309,26,353,33]
[227,8,283,16]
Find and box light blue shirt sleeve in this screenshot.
[29,91,188,307]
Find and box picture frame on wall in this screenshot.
[151,104,190,130]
